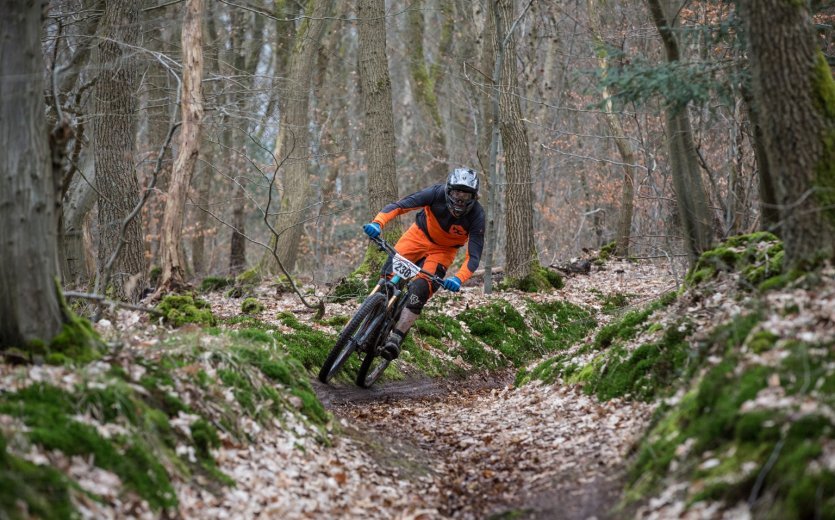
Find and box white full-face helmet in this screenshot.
[445,168,479,217]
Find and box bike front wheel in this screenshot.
[318,292,387,384]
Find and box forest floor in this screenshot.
[0,257,677,519]
[168,259,676,519]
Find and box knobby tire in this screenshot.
[318,292,387,384]
[356,349,392,388]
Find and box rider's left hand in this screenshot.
[442,276,462,292]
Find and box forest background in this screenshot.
[3,0,835,353]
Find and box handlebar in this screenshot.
[369,236,446,286]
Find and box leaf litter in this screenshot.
[1,259,679,519]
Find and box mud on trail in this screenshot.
[315,371,653,519]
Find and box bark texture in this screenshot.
[61,151,96,287]
[0,0,65,346]
[157,0,204,292]
[740,0,835,269]
[647,0,715,265]
[93,0,145,301]
[406,0,450,180]
[497,0,537,280]
[266,0,334,274]
[358,0,401,226]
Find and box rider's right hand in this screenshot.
[363,222,382,239]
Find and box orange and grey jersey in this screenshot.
[372,184,485,282]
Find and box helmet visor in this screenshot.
[449,189,474,202]
[448,189,473,215]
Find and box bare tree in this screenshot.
[1,0,66,345]
[156,0,204,293]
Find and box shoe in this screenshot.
[381,331,403,361]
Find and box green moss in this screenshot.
[709,312,762,356]
[459,302,535,366]
[235,328,274,344]
[155,294,215,327]
[235,268,261,286]
[149,266,162,286]
[318,314,349,327]
[218,368,256,413]
[0,435,76,520]
[688,233,784,289]
[276,311,302,329]
[813,51,835,230]
[587,322,691,401]
[44,295,103,363]
[600,292,632,314]
[329,275,372,303]
[241,298,264,315]
[592,307,654,351]
[290,388,328,425]
[200,276,233,292]
[748,330,779,353]
[527,300,596,350]
[190,419,220,460]
[503,265,563,293]
[591,292,676,350]
[599,241,617,261]
[415,318,444,338]
[0,384,178,510]
[420,312,502,372]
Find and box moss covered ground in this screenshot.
[517,233,835,518]
[17,235,810,517]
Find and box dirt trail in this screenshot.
[315,372,652,519]
[308,260,674,519]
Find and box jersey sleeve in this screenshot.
[371,185,440,228]
[454,210,485,283]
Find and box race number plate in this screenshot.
[392,254,421,279]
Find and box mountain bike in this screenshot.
[318,236,445,388]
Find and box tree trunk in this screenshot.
[190,155,210,276]
[156,0,204,293]
[0,0,66,346]
[739,0,835,269]
[92,0,145,302]
[647,0,715,265]
[227,8,249,276]
[358,0,401,233]
[259,0,333,275]
[61,150,97,287]
[497,0,537,280]
[588,0,637,257]
[480,0,500,293]
[406,0,449,180]
[739,71,780,231]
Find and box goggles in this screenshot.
[449,189,474,202]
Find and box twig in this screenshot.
[252,130,325,318]
[65,292,163,317]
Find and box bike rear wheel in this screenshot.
[356,349,392,388]
[318,292,387,384]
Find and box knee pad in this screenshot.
[405,278,431,314]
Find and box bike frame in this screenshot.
[318,236,446,387]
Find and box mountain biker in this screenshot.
[362,167,485,361]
